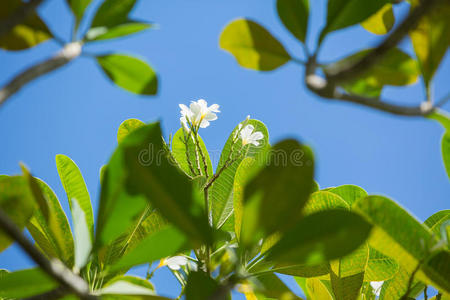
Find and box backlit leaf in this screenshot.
[361,4,395,35]
[117,118,145,144]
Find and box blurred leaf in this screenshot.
[100,275,155,295]
[265,210,372,265]
[171,128,212,178]
[91,0,136,28]
[250,273,302,299]
[26,177,75,267]
[241,139,314,247]
[117,119,145,144]
[97,54,158,95]
[110,225,187,271]
[428,110,450,131]
[442,132,450,180]
[276,0,309,43]
[296,278,333,300]
[96,122,212,249]
[0,268,56,298]
[425,210,450,237]
[0,176,35,252]
[211,119,269,230]
[71,197,92,269]
[326,48,419,97]
[364,247,398,282]
[328,185,368,207]
[319,0,389,43]
[56,154,94,241]
[86,22,152,41]
[66,0,91,28]
[220,19,291,71]
[185,271,219,300]
[0,0,52,51]
[409,2,450,86]
[354,196,450,293]
[361,4,395,35]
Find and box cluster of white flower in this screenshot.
[179,99,264,146]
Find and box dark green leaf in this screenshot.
[0,268,57,298]
[241,139,314,246]
[97,54,158,95]
[0,176,35,252]
[66,0,92,28]
[249,273,303,299]
[56,154,94,241]
[266,210,372,265]
[319,0,389,43]
[185,271,219,300]
[91,0,136,28]
[0,0,52,51]
[220,19,291,71]
[277,0,309,43]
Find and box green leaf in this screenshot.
[71,197,92,269]
[425,210,450,237]
[0,268,57,298]
[0,0,52,51]
[427,110,450,131]
[171,128,213,178]
[66,0,92,28]
[220,19,291,71]
[56,154,94,241]
[97,54,158,95]
[275,263,330,278]
[353,196,449,293]
[117,118,146,144]
[364,247,399,282]
[319,0,389,43]
[27,177,75,267]
[185,271,219,300]
[409,2,450,86]
[265,210,372,266]
[91,0,136,29]
[328,185,368,207]
[100,275,155,295]
[303,191,349,214]
[250,273,303,299]
[442,132,450,180]
[96,122,212,249]
[326,48,420,96]
[210,119,269,230]
[0,176,35,252]
[361,4,395,35]
[276,0,309,43]
[380,266,425,300]
[86,22,152,42]
[110,225,187,271]
[240,139,315,247]
[296,278,334,300]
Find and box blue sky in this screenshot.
[0,0,449,298]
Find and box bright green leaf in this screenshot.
[66,0,91,28]
[303,191,349,215]
[364,247,399,282]
[361,4,395,35]
[56,154,94,241]
[97,54,158,95]
[425,210,450,237]
[171,128,213,178]
[380,266,425,300]
[71,197,92,269]
[0,176,35,252]
[211,119,269,230]
[319,0,389,43]
[328,185,368,207]
[220,18,291,71]
[117,118,146,144]
[100,275,155,295]
[0,0,52,51]
[0,268,57,298]
[265,210,372,266]
[297,278,334,300]
[442,132,450,180]
[86,22,152,41]
[276,0,309,43]
[241,139,315,246]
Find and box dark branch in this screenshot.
[0,0,45,38]
[0,42,82,108]
[326,0,444,84]
[0,209,97,299]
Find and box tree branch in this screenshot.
[0,42,82,108]
[0,209,97,300]
[0,0,45,38]
[326,0,444,85]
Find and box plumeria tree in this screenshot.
[1,99,449,299]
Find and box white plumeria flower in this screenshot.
[163,256,188,271]
[370,281,384,297]
[240,124,264,146]
[179,99,220,130]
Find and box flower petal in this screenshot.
[204,112,218,121]
[250,131,264,141]
[200,119,210,128]
[208,104,220,112]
